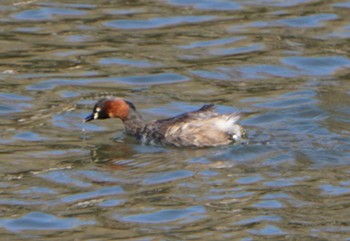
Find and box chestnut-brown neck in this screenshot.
[106,99,145,136]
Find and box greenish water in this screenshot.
[0,0,350,240]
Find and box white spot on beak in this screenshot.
[93,112,99,119]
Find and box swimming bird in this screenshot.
[84,98,245,147]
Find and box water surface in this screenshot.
[1,0,350,240]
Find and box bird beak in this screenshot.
[84,113,94,122]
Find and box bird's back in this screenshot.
[143,104,244,147]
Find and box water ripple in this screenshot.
[252,200,284,209]
[282,56,350,76]
[320,184,350,196]
[0,212,94,232]
[143,170,194,185]
[61,185,124,203]
[27,73,190,90]
[12,7,87,21]
[278,14,338,28]
[104,15,216,30]
[1,0,350,239]
[117,205,206,224]
[209,43,265,56]
[38,170,92,188]
[249,224,286,236]
[167,0,241,10]
[235,215,282,225]
[99,57,160,68]
[178,37,244,49]
[0,93,33,114]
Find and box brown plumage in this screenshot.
[84,98,246,147]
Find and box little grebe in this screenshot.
[84,98,245,147]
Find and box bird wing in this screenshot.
[163,113,241,147]
[154,104,218,126]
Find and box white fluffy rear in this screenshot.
[214,114,242,140]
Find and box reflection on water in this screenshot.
[1,0,350,240]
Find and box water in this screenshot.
[0,0,350,240]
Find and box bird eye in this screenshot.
[96,107,101,112]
